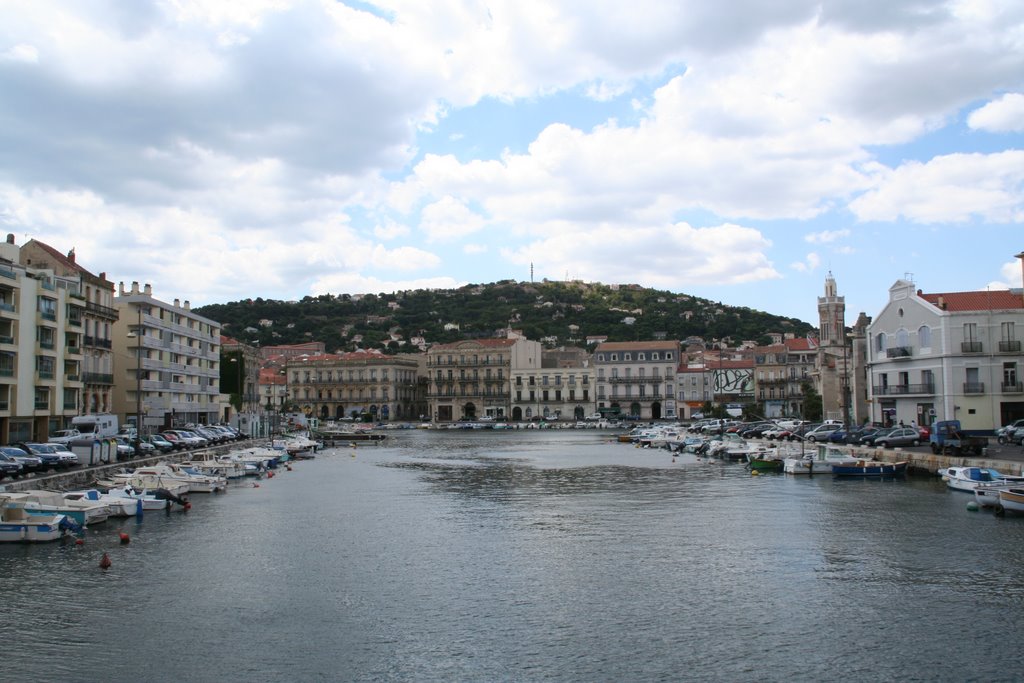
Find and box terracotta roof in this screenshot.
[784,337,818,351]
[595,341,680,351]
[25,239,100,278]
[920,290,1024,311]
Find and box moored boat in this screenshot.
[0,499,72,542]
[783,445,860,475]
[832,460,908,477]
[63,489,142,517]
[939,467,1023,494]
[996,488,1024,515]
[3,489,109,526]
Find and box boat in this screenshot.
[939,467,1023,494]
[0,498,74,542]
[181,456,249,480]
[101,465,193,496]
[996,488,1024,515]
[832,460,908,477]
[63,489,142,517]
[783,445,860,475]
[103,485,168,511]
[1,490,109,526]
[746,454,784,472]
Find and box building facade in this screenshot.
[0,236,85,442]
[509,347,595,421]
[112,282,222,432]
[286,350,426,422]
[866,279,1024,430]
[18,239,119,418]
[815,273,848,423]
[753,337,817,419]
[427,337,541,421]
[594,341,680,419]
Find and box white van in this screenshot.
[71,414,120,439]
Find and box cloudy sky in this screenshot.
[1,0,1022,326]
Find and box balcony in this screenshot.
[963,382,985,394]
[0,334,13,345]
[886,346,913,360]
[607,376,665,384]
[83,372,114,385]
[961,341,983,353]
[85,301,119,320]
[999,340,1022,353]
[872,383,935,396]
[83,335,113,349]
[1002,382,1023,394]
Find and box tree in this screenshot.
[801,381,823,421]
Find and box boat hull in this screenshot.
[997,488,1024,514]
[832,461,907,477]
[0,517,66,542]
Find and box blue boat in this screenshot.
[832,460,908,477]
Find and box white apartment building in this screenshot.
[866,279,1024,430]
[510,347,595,422]
[0,235,85,442]
[594,341,680,420]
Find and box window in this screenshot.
[37,296,57,320]
[652,352,659,360]
[624,353,631,361]
[1002,322,1016,342]
[896,328,909,348]
[665,352,673,360]
[637,353,645,361]
[964,323,978,342]
[918,325,932,348]
[875,332,887,352]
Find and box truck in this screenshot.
[71,414,120,439]
[929,420,988,456]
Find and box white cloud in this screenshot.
[849,151,1024,223]
[1,43,39,63]
[790,252,821,272]
[967,93,1024,133]
[463,244,487,254]
[1000,258,1024,288]
[805,229,851,244]
[419,195,488,241]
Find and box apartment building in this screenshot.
[286,350,426,422]
[112,282,222,432]
[866,279,1024,429]
[593,341,680,419]
[753,337,817,419]
[509,346,595,421]
[427,337,541,421]
[0,236,85,442]
[18,239,119,417]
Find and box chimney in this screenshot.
[67,249,75,263]
[131,281,140,295]
[184,300,190,311]
[144,284,152,296]
[5,234,13,245]
[938,296,946,310]
[174,298,180,308]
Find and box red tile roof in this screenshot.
[921,290,1024,311]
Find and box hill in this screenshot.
[195,280,815,353]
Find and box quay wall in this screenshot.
[836,445,1023,476]
[0,443,248,494]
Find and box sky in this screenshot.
[1,0,1022,328]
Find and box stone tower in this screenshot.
[816,272,847,422]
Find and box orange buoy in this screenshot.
[99,552,112,570]
[184,502,192,510]
[75,538,84,546]
[118,532,130,544]
[267,471,275,478]
[253,483,260,488]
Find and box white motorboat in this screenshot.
[940,467,1024,494]
[104,465,192,496]
[181,456,249,480]
[104,485,168,511]
[3,489,109,526]
[783,445,860,475]
[997,488,1024,514]
[63,489,142,517]
[0,498,70,542]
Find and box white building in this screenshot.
[866,279,1024,430]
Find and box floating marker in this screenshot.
[99,552,112,570]
[119,532,130,544]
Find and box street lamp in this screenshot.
[125,304,143,455]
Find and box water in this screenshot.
[3,430,1023,682]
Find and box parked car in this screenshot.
[48,428,82,445]
[12,442,67,471]
[1,445,43,474]
[803,424,841,443]
[112,437,136,460]
[146,434,176,453]
[860,427,897,447]
[875,426,924,448]
[0,451,23,479]
[44,442,80,468]
[159,432,188,450]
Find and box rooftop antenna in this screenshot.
[530,262,534,283]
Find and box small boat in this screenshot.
[996,488,1024,515]
[0,498,73,543]
[832,460,908,477]
[63,489,142,517]
[747,455,784,472]
[940,467,1024,494]
[103,485,168,511]
[3,490,109,526]
[783,445,860,475]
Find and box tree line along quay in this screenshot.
[0,235,1020,448]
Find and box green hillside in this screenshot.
[196,280,814,353]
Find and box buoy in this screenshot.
[966,501,980,512]
[75,538,84,546]
[119,532,130,544]
[184,502,192,510]
[253,483,260,488]
[267,471,275,478]
[286,465,293,471]
[751,469,760,476]
[99,552,112,570]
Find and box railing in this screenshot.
[0,400,8,411]
[83,335,113,349]
[0,302,15,312]
[65,346,81,355]
[963,382,985,394]
[40,311,56,321]
[66,374,81,382]
[886,346,913,359]
[37,370,55,380]
[1002,382,1023,393]
[961,341,983,353]
[999,340,1022,353]
[34,400,49,410]
[0,334,13,344]
[83,372,114,385]
[426,358,511,368]
[0,367,13,377]
[39,341,55,350]
[85,301,119,319]
[607,376,665,384]
[872,383,935,395]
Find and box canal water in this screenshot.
[3,429,1023,682]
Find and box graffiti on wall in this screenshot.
[713,369,753,395]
